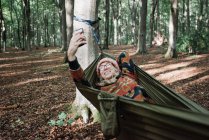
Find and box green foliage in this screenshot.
[177,35,191,52]
[177,31,209,53]
[48,112,79,127]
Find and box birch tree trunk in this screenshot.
[73,0,100,123]
[165,0,178,58]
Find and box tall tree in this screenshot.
[128,0,138,46]
[165,0,178,58]
[112,0,119,46]
[72,0,100,123]
[136,0,147,54]
[181,0,186,34]
[23,0,31,51]
[0,0,4,52]
[13,0,22,49]
[186,0,190,34]
[149,0,158,48]
[65,0,74,51]
[56,0,67,51]
[103,0,109,49]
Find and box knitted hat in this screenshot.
[96,58,120,77]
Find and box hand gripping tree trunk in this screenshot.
[73,0,100,123]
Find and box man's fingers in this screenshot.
[73,33,86,42]
[77,40,87,47]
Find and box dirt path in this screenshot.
[0,46,209,139]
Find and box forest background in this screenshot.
[0,0,209,139]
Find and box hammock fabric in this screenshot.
[75,52,209,139]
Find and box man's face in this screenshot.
[98,62,119,80]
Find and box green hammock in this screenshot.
[75,52,209,139]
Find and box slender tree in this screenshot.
[65,0,74,50]
[103,0,109,49]
[0,0,3,52]
[165,0,178,58]
[136,0,147,54]
[149,0,158,48]
[186,0,190,34]
[61,0,67,51]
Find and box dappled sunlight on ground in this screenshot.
[0,46,209,139]
[156,67,204,84]
[0,75,62,88]
[0,70,30,77]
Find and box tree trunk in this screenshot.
[206,0,209,32]
[136,0,147,54]
[13,1,21,48]
[128,0,138,46]
[155,0,159,31]
[23,0,31,51]
[44,12,49,47]
[73,0,100,123]
[165,0,178,58]
[112,0,119,46]
[186,0,190,34]
[65,0,74,50]
[197,0,204,32]
[36,0,40,47]
[26,0,31,51]
[2,23,6,52]
[182,0,185,34]
[103,0,109,49]
[9,0,15,48]
[53,2,56,47]
[149,0,158,48]
[61,0,67,51]
[0,0,3,52]
[63,0,74,62]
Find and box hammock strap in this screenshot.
[74,16,103,54]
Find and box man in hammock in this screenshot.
[68,31,148,102]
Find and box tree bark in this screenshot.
[36,0,40,47]
[0,0,3,52]
[103,0,109,49]
[128,0,138,46]
[65,0,74,51]
[73,0,100,123]
[197,0,204,32]
[149,0,158,48]
[182,0,185,34]
[52,2,56,47]
[155,0,159,31]
[136,0,147,54]
[186,0,190,34]
[13,1,21,49]
[165,0,178,58]
[112,0,119,46]
[23,0,31,51]
[9,0,15,48]
[43,12,49,47]
[59,0,68,51]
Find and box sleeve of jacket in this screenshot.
[68,57,91,87]
[68,57,84,82]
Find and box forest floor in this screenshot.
[0,46,209,140]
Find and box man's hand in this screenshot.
[67,31,87,61]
